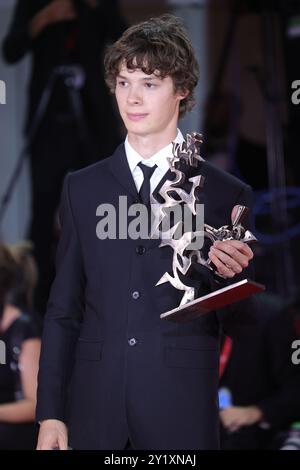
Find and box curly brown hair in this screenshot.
[104,14,199,119]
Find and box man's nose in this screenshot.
[127,85,142,105]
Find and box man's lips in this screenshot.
[127,113,148,121]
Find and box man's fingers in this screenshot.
[216,240,253,259]
[208,251,235,278]
[37,439,58,450]
[58,434,68,450]
[37,438,67,450]
[36,421,68,451]
[211,240,253,272]
[209,246,243,274]
[220,408,242,432]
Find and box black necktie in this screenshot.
[138,162,157,206]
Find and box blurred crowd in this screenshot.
[0,241,40,449]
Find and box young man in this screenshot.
[36,15,254,450]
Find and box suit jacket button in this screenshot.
[132,291,140,300]
[128,338,137,346]
[136,245,146,255]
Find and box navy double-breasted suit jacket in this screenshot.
[36,143,254,449]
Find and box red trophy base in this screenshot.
[160,279,265,323]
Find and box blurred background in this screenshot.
[0,0,300,450]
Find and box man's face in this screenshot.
[115,64,185,138]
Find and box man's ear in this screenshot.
[178,89,189,100]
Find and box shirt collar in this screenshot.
[125,129,185,173]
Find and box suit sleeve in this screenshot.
[36,173,85,423]
[2,0,33,64]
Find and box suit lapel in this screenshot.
[152,169,174,203]
[108,144,139,200]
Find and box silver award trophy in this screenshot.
[150,132,265,322]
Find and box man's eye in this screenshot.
[145,83,156,88]
[118,80,128,87]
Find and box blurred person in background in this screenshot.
[219,292,300,449]
[2,1,127,314]
[0,242,41,449]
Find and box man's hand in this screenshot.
[36,419,68,450]
[30,1,77,39]
[220,406,263,433]
[208,239,254,279]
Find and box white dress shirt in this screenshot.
[125,129,185,194]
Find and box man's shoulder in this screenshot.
[67,144,124,188]
[69,157,111,183]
